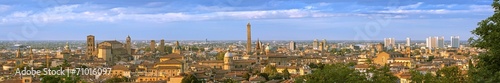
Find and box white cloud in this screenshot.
[379,9,450,14]
[399,2,423,9]
[0,3,424,24]
[194,5,235,12]
[434,4,457,8]
[469,5,492,12]
[9,11,32,18]
[145,2,166,7]
[378,4,493,14]
[0,5,11,12]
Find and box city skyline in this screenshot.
[0,0,493,40]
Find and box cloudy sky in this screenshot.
[0,0,494,41]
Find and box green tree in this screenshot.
[263,65,277,74]
[41,73,83,83]
[182,74,200,83]
[216,51,226,60]
[165,46,173,54]
[223,78,237,83]
[369,65,398,83]
[263,65,282,80]
[426,56,434,62]
[410,70,425,83]
[435,66,464,83]
[282,68,291,79]
[41,75,63,83]
[242,73,251,81]
[60,60,71,68]
[422,73,437,83]
[144,46,151,52]
[469,0,500,82]
[295,63,368,83]
[258,73,270,81]
[105,76,128,83]
[410,70,436,83]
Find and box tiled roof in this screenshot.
[112,65,129,71]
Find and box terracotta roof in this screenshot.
[98,46,111,49]
[276,66,299,69]
[199,60,223,63]
[394,57,411,60]
[156,60,182,64]
[231,68,249,71]
[249,75,266,81]
[395,72,411,79]
[0,79,22,83]
[160,54,183,59]
[157,66,181,69]
[234,60,256,63]
[355,64,370,69]
[267,55,287,58]
[100,40,123,44]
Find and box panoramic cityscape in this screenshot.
[1,0,499,83]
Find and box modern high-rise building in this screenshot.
[289,41,296,51]
[313,39,318,50]
[406,37,411,46]
[150,40,156,53]
[451,36,460,48]
[159,39,165,54]
[247,22,252,53]
[126,35,131,55]
[86,35,95,58]
[384,38,395,48]
[438,37,445,48]
[426,36,439,48]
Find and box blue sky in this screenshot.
[0,0,494,41]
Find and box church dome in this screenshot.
[224,52,232,57]
[265,46,271,51]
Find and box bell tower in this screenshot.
[246,22,252,53]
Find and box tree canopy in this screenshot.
[410,66,465,83]
[469,0,500,82]
[295,63,397,83]
[181,74,201,83]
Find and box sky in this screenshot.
[0,0,494,41]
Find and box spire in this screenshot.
[65,42,69,49]
[176,41,180,47]
[16,48,21,58]
[29,48,33,59]
[228,45,232,52]
[45,48,50,68]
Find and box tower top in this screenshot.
[247,22,251,26]
[16,48,21,58]
[127,35,130,38]
[225,46,233,57]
